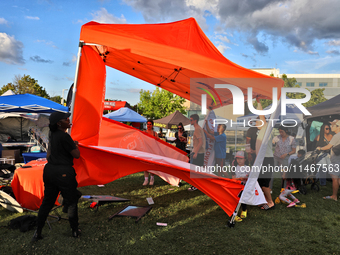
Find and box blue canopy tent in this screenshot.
[103,107,147,122]
[0,94,68,113]
[0,93,68,144]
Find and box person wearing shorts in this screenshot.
[188,114,206,191]
[255,100,275,210]
[317,119,340,201]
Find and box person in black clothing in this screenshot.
[174,122,188,152]
[32,112,80,242]
[314,122,333,186]
[246,125,259,165]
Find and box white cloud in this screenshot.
[123,0,340,54]
[36,39,57,49]
[285,55,340,73]
[216,34,230,44]
[216,0,340,53]
[129,88,141,93]
[0,17,8,25]
[25,16,40,20]
[65,76,74,81]
[91,8,127,23]
[326,50,340,55]
[307,51,319,56]
[327,40,340,46]
[72,55,77,62]
[63,55,77,66]
[216,44,230,54]
[0,33,25,65]
[123,0,209,29]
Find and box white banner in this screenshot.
[202,110,216,168]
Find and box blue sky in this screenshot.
[1,0,340,105]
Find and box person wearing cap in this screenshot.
[317,119,340,201]
[32,112,81,241]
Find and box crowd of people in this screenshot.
[180,102,340,222]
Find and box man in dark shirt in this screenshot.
[246,124,259,165]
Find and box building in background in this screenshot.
[253,68,340,100]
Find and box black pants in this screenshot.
[192,153,205,167]
[37,163,79,233]
[258,157,274,188]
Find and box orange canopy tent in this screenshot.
[65,18,283,216]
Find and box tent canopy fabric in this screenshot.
[69,18,284,215]
[305,94,340,120]
[103,107,146,122]
[79,18,283,110]
[1,90,15,96]
[0,94,69,113]
[153,110,190,129]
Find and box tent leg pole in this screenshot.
[68,41,83,134]
[227,202,241,228]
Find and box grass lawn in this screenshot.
[1,173,340,255]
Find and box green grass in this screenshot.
[1,173,340,255]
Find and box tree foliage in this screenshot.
[0,74,50,99]
[50,95,62,104]
[138,88,186,119]
[256,74,327,109]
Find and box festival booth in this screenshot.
[0,94,69,163]
[0,93,68,113]
[154,110,190,129]
[12,18,283,216]
[104,107,146,122]
[104,107,146,130]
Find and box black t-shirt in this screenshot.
[48,130,77,166]
[246,127,260,150]
[175,131,188,151]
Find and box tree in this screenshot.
[0,83,16,95]
[0,74,50,98]
[50,95,62,104]
[138,88,186,119]
[303,88,327,108]
[255,74,327,109]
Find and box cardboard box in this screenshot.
[2,149,21,163]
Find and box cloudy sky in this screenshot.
[1,0,339,105]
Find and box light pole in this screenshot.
[61,88,69,106]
